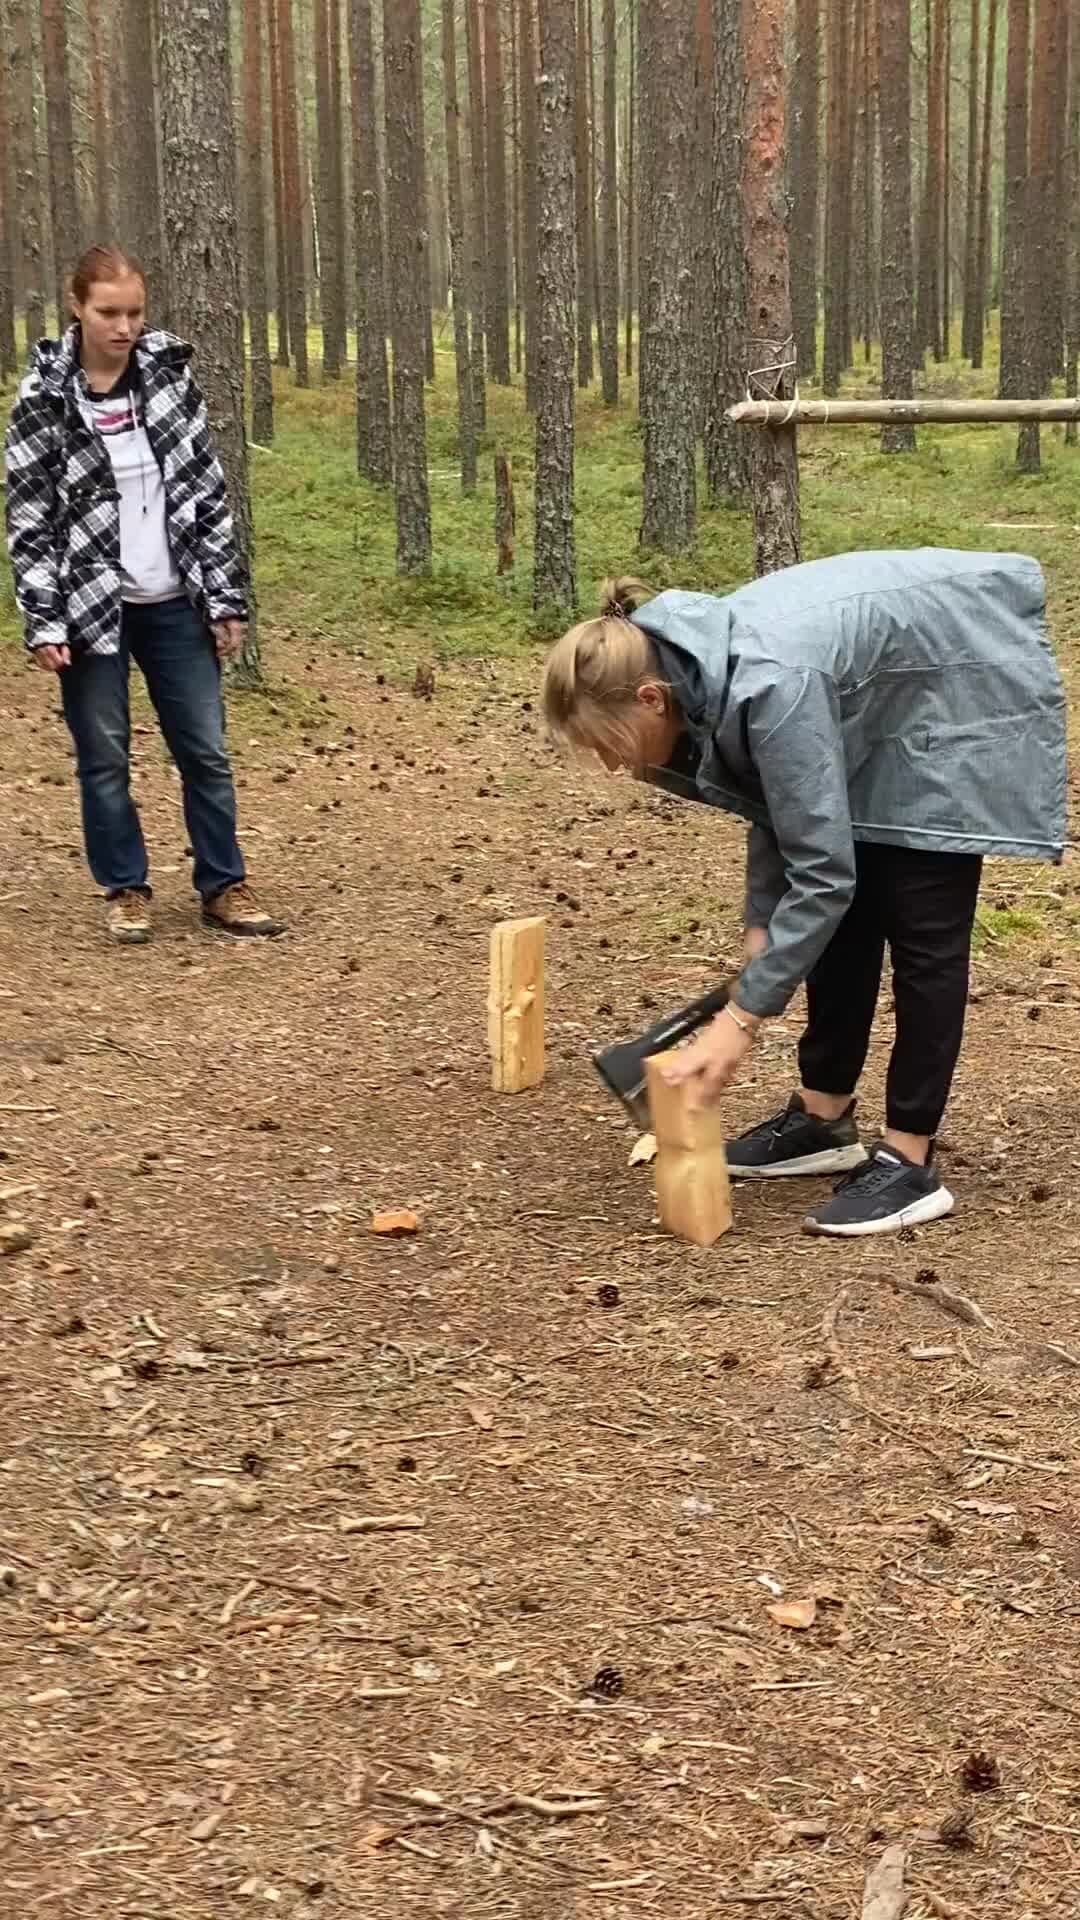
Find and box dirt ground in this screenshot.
[2,625,1080,1920]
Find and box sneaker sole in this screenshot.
[730,1144,868,1181]
[803,1185,956,1239]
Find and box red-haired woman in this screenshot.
[4,244,281,944]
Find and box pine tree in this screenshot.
[159,0,260,684]
[243,0,274,444]
[704,0,749,501]
[789,0,820,381]
[742,0,799,568]
[599,0,619,404]
[624,0,636,375]
[268,0,290,364]
[639,0,696,552]
[519,0,540,406]
[383,0,432,573]
[1064,11,1080,442]
[443,0,478,490]
[349,0,393,482]
[86,0,110,237]
[314,0,344,377]
[1000,0,1032,413]
[822,0,850,394]
[962,0,981,358]
[465,0,488,422]
[0,9,17,377]
[8,0,45,351]
[879,0,917,449]
[533,0,577,611]
[40,0,81,317]
[115,0,165,312]
[277,0,309,384]
[972,0,998,367]
[574,0,595,385]
[484,0,512,383]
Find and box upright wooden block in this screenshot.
[645,1050,733,1247]
[489,916,546,1092]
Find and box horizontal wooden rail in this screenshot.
[727,397,1080,425]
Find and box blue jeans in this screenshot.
[60,597,246,901]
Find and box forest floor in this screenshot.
[3,343,1080,1918]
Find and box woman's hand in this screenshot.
[34,644,71,673]
[212,620,245,660]
[660,1009,758,1109]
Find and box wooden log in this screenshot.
[494,451,516,574]
[488,916,545,1092]
[728,396,1080,425]
[645,1050,733,1248]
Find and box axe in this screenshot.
[592,979,736,1130]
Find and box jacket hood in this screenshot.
[631,589,736,730]
[30,325,193,396]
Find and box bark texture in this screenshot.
[519,0,540,406]
[9,0,46,350]
[268,0,290,363]
[0,15,17,377]
[116,0,165,313]
[599,0,619,403]
[822,0,850,393]
[159,0,259,682]
[314,0,345,377]
[574,0,595,385]
[86,0,110,237]
[484,0,512,382]
[879,0,917,450]
[349,0,393,482]
[962,0,981,358]
[40,0,81,317]
[999,0,1031,409]
[789,0,819,381]
[741,0,800,571]
[639,0,697,553]
[383,0,433,574]
[277,0,309,385]
[443,0,478,491]
[972,0,998,367]
[243,0,275,444]
[704,0,750,501]
[533,0,577,613]
[465,0,488,423]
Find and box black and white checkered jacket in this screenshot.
[4,326,249,654]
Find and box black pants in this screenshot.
[797,844,983,1138]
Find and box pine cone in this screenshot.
[596,1283,621,1309]
[928,1517,955,1547]
[588,1665,624,1700]
[939,1807,975,1850]
[960,1750,1000,1793]
[412,663,436,700]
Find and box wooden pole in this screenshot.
[645,1052,733,1248]
[489,917,545,1093]
[728,396,1080,424]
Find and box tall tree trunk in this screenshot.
[314,0,343,377]
[972,0,997,367]
[879,0,917,448]
[511,0,523,372]
[0,24,17,377]
[268,0,290,363]
[243,0,274,444]
[520,0,540,406]
[692,0,714,428]
[863,0,879,356]
[790,0,820,381]
[1064,4,1080,443]
[465,0,488,424]
[115,0,165,316]
[639,0,696,552]
[587,0,605,377]
[962,0,981,358]
[278,0,309,383]
[599,0,619,403]
[574,0,594,385]
[329,0,348,364]
[1000,0,1031,400]
[916,0,946,358]
[484,0,512,382]
[705,0,750,499]
[415,18,436,384]
[8,0,45,352]
[40,0,80,319]
[624,0,636,376]
[383,0,432,573]
[822,0,850,393]
[350,0,393,481]
[850,0,868,358]
[942,0,952,357]
[443,0,478,490]
[742,0,799,569]
[86,0,110,237]
[1029,0,1067,393]
[159,0,260,685]
[534,0,577,612]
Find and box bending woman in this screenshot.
[542,549,1067,1239]
[4,243,281,945]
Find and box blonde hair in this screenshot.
[542,576,669,762]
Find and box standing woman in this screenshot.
[4,244,282,944]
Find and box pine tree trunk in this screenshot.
[0,31,17,377]
[533,0,577,612]
[822,0,849,394]
[851,0,868,358]
[789,0,819,382]
[314,0,342,377]
[520,0,540,406]
[383,0,432,573]
[278,0,309,383]
[741,0,799,569]
[329,0,349,365]
[159,0,260,685]
[268,0,290,363]
[443,0,478,490]
[962,0,981,358]
[587,0,605,378]
[86,0,110,237]
[414,21,435,384]
[40,0,81,318]
[863,0,879,356]
[349,0,393,482]
[916,0,946,359]
[465,0,488,423]
[8,0,45,352]
[942,0,952,357]
[511,0,523,372]
[639,0,696,553]
[1000,0,1032,402]
[599,0,619,404]
[114,0,166,316]
[692,0,714,430]
[574,0,594,385]
[484,0,512,383]
[243,0,274,444]
[624,0,636,376]
[1064,8,1080,443]
[704,0,750,500]
[1029,0,1067,393]
[879,0,917,449]
[972,0,997,366]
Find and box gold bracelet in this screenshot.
[723,1002,754,1036]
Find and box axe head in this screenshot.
[591,981,734,1129]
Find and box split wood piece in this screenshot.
[729,396,1080,426]
[338,1512,426,1534]
[494,451,516,574]
[489,916,545,1093]
[861,1843,908,1920]
[645,1051,732,1247]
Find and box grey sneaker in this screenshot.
[105,889,152,945]
[804,1143,955,1238]
[727,1093,867,1180]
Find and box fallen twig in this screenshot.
[963,1447,1066,1475]
[339,1512,426,1534]
[885,1274,992,1330]
[219,1579,257,1626]
[862,1843,908,1920]
[231,1608,318,1633]
[483,1792,608,1819]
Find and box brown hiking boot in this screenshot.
[202,882,284,938]
[105,890,152,945]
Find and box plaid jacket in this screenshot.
[4,327,249,654]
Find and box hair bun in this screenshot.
[598,574,656,622]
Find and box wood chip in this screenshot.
[338,1512,426,1534]
[190,1810,225,1842]
[628,1132,657,1166]
[766,1597,817,1630]
[231,1609,317,1633]
[371,1209,420,1237]
[861,1843,908,1920]
[220,1578,258,1625]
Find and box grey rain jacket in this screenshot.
[635,547,1067,1019]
